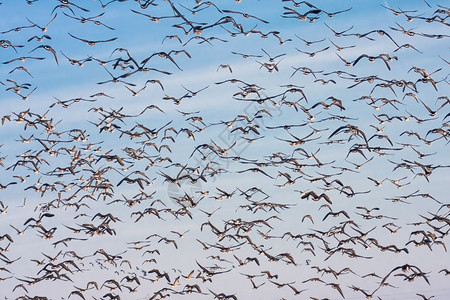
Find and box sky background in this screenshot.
[0,0,449,299]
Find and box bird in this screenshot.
[26,13,57,32]
[296,46,330,57]
[295,35,325,46]
[231,51,262,59]
[237,168,274,179]
[68,33,117,46]
[329,39,355,51]
[351,54,394,71]
[217,64,232,73]
[222,9,269,24]
[324,22,354,37]
[29,45,59,64]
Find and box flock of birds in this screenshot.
[0,0,449,299]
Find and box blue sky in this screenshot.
[0,0,449,299]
